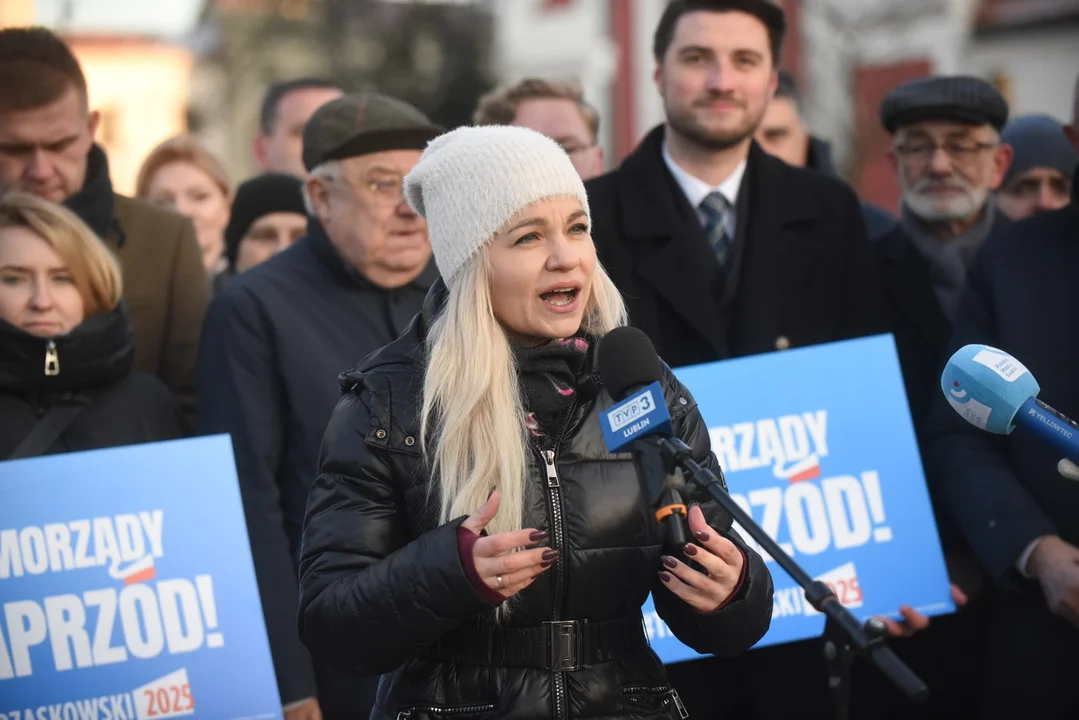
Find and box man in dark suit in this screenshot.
[923,74,1079,718]
[585,1,882,716]
[861,76,1015,719]
[587,0,880,374]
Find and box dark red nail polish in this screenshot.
[658,571,672,583]
[695,530,710,542]
[662,555,678,569]
[542,549,559,562]
[487,487,496,500]
[541,560,554,569]
[529,530,548,542]
[683,544,698,556]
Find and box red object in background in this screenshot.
[609,0,636,162]
[775,0,804,86]
[853,59,933,214]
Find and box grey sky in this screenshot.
[35,0,202,36]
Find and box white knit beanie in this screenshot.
[404,125,590,286]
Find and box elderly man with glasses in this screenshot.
[197,93,442,720]
[867,75,1012,717]
[875,75,1013,436]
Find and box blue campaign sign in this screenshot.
[642,335,954,663]
[0,436,282,720]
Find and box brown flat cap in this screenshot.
[302,93,443,171]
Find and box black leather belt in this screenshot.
[421,615,648,672]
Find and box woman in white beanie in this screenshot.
[297,125,772,719]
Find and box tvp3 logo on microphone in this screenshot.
[600,381,671,453]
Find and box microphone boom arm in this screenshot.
[656,436,929,713]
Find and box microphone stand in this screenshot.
[650,436,929,720]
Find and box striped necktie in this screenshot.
[700,191,733,266]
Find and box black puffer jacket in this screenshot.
[298,287,773,719]
[0,303,181,459]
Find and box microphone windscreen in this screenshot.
[597,327,663,401]
[940,344,1040,434]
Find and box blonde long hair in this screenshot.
[421,247,627,537]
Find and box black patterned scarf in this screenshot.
[513,335,591,447]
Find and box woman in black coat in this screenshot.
[297,126,773,719]
[0,192,181,459]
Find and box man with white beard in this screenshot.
[868,76,1012,717]
[875,75,1012,434]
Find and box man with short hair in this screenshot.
[995,114,1076,220]
[253,78,343,178]
[755,70,896,238]
[924,73,1079,715]
[0,27,207,429]
[198,93,442,720]
[585,1,883,715]
[474,78,604,179]
[587,0,880,368]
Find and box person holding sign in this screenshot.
[0,192,181,459]
[297,125,774,719]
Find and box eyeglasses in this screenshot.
[893,140,998,166]
[321,174,406,205]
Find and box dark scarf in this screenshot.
[0,302,134,400]
[900,201,996,322]
[63,145,120,244]
[513,335,591,447]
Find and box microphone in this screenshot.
[597,327,691,554]
[598,331,927,702]
[1058,458,1079,481]
[598,335,927,702]
[941,344,1079,464]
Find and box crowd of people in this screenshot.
[1,0,1077,717]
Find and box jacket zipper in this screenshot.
[396,703,497,719]
[542,448,568,720]
[541,399,577,720]
[44,340,59,376]
[621,686,689,718]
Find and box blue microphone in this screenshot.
[941,344,1079,463]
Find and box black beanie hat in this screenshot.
[225,173,306,268]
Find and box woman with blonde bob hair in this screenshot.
[298,126,773,719]
[0,192,181,458]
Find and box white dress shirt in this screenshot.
[661,140,747,240]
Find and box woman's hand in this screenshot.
[658,505,745,613]
[461,490,556,599]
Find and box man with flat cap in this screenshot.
[868,75,1012,717]
[874,75,1012,441]
[197,93,442,720]
[923,72,1079,717]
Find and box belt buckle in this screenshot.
[544,620,586,672]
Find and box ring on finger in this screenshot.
[496,575,504,589]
